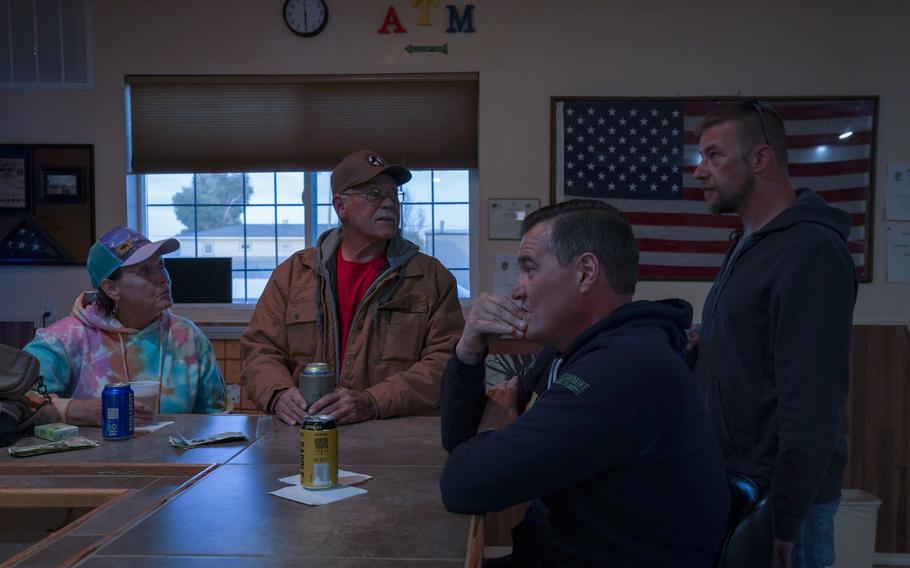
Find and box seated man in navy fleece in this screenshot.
[439,200,730,567]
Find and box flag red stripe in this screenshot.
[629,211,866,229]
[846,241,866,254]
[682,159,870,177]
[681,186,869,202]
[813,187,870,203]
[637,250,867,278]
[789,159,872,177]
[636,238,732,254]
[638,264,722,279]
[684,130,873,148]
[782,131,873,149]
[625,212,742,228]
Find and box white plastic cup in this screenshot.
[130,381,160,424]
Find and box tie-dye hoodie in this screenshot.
[24,292,232,421]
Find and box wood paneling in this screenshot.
[484,503,529,547]
[845,325,910,553]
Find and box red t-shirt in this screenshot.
[336,250,387,360]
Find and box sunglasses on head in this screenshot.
[738,98,772,147]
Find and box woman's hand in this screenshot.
[134,402,154,424]
[64,398,103,427]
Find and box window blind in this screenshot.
[126,73,478,173]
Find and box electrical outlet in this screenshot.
[40,298,57,326]
[227,384,241,404]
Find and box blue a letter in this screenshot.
[446,4,475,33]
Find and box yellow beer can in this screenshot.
[300,414,338,489]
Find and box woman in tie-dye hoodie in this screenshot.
[24,226,231,426]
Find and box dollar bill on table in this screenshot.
[8,436,98,457]
[168,431,248,448]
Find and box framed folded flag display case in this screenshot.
[0,144,95,265]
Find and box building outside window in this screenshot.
[143,170,471,303]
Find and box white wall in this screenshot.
[2,0,909,325]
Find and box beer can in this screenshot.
[300,414,338,489]
[298,362,335,409]
[102,383,134,440]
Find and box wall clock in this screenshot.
[283,0,328,37]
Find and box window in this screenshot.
[143,169,471,303]
[128,73,478,304]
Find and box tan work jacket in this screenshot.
[241,229,465,418]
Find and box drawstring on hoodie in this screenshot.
[118,334,130,381]
[547,358,564,390]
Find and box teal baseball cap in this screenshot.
[87,226,179,288]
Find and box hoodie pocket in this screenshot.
[377,294,429,363]
[284,299,319,359]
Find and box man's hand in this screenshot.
[477,376,519,432]
[308,387,377,425]
[686,323,701,353]
[456,292,528,364]
[273,388,310,425]
[65,398,103,427]
[771,537,794,568]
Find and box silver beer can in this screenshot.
[298,362,336,409]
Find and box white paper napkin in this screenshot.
[269,469,371,506]
[135,421,174,433]
[269,483,366,506]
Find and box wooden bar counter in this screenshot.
[0,415,476,567]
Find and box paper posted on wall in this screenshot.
[887,225,910,283]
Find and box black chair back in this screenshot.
[715,474,773,568]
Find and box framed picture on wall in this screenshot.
[489,198,540,240]
[551,96,877,282]
[0,149,31,212]
[39,166,85,203]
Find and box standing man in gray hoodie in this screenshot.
[692,100,857,568]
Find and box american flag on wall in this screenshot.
[553,98,875,281]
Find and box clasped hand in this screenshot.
[274,386,376,426]
[455,292,528,364]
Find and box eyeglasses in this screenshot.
[340,187,405,204]
[739,98,771,147]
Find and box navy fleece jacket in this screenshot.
[440,299,729,567]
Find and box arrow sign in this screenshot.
[404,43,448,55]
